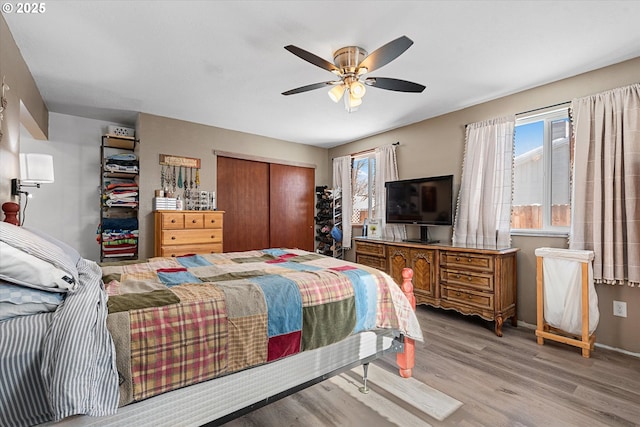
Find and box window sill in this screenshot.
[510,229,569,238]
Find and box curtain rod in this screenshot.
[348,141,400,158]
[464,101,571,128]
[516,101,570,117]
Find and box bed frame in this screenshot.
[49,269,417,427]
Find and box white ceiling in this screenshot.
[5,1,640,148]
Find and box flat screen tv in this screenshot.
[385,175,454,226]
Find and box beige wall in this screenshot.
[136,113,331,260]
[0,14,49,203]
[330,57,640,354]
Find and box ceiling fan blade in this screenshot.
[284,45,340,74]
[282,81,335,95]
[365,77,426,93]
[358,36,414,73]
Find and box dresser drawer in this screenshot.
[356,254,387,271]
[184,213,205,229]
[161,229,223,245]
[441,251,494,272]
[204,212,223,229]
[442,286,494,310]
[161,212,185,229]
[356,241,386,257]
[160,243,223,257]
[441,268,494,291]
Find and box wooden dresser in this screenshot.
[154,210,224,257]
[355,237,518,336]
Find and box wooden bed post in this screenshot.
[397,268,416,378]
[2,202,20,226]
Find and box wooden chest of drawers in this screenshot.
[354,237,518,336]
[154,211,224,257]
[355,240,388,271]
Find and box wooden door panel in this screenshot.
[217,157,269,252]
[410,249,436,296]
[387,246,410,285]
[269,163,314,251]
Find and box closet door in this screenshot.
[269,163,315,251]
[217,157,269,252]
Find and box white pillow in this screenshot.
[0,241,76,292]
[0,222,78,285]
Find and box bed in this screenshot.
[0,222,422,427]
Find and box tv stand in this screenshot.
[403,225,438,244]
[353,237,519,337]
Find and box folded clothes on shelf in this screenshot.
[102,217,139,231]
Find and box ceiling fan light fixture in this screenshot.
[328,84,346,102]
[282,36,425,112]
[347,92,362,109]
[350,81,366,99]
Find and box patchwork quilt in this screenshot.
[102,248,423,406]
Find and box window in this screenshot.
[512,108,571,233]
[351,153,376,225]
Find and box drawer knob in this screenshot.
[171,236,176,240]
[211,235,215,239]
[210,219,215,223]
[455,257,460,261]
[468,294,473,299]
[455,274,461,279]
[171,254,176,257]
[468,258,472,263]
[467,276,472,281]
[456,291,461,297]
[192,219,197,223]
[171,219,176,223]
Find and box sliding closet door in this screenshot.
[217,156,270,252]
[269,163,314,251]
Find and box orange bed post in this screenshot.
[397,268,416,378]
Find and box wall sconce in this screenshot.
[10,153,54,226]
[11,153,55,196]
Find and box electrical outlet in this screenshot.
[613,301,627,318]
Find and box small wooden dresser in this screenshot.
[154,210,224,257]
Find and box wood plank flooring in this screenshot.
[222,306,640,426]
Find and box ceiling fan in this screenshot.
[282,35,425,112]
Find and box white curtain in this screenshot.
[333,155,353,249]
[453,116,515,247]
[375,144,406,240]
[570,83,640,288]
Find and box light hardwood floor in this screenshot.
[222,306,640,426]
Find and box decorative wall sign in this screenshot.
[159,154,201,168]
